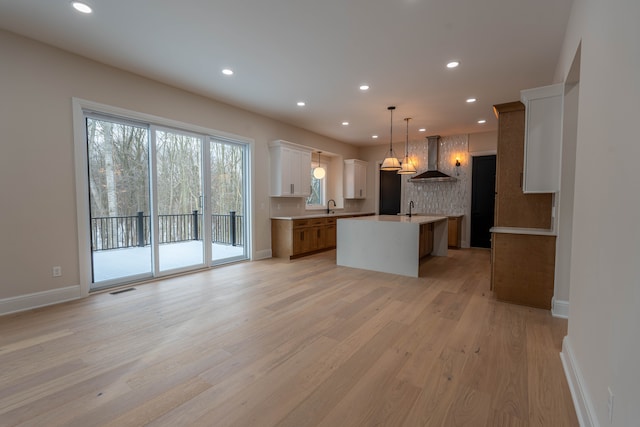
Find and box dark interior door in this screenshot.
[471,155,496,248]
[379,170,401,215]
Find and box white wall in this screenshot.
[0,30,359,311]
[555,0,640,425]
[468,131,498,154]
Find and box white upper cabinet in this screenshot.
[521,83,563,193]
[344,159,367,199]
[269,140,312,197]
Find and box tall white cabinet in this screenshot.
[269,140,312,197]
[521,83,564,193]
[344,159,367,199]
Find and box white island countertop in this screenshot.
[337,215,448,277]
[345,214,447,224]
[271,212,375,220]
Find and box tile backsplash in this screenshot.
[403,134,469,216]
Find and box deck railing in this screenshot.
[91,211,243,251]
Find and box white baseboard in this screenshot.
[560,336,599,427]
[0,285,82,316]
[253,249,272,260]
[552,297,570,318]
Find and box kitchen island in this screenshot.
[337,215,448,277]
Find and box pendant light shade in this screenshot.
[313,151,326,179]
[380,106,401,171]
[398,117,417,175]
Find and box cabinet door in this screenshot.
[281,146,295,195]
[521,84,563,193]
[293,227,315,254]
[325,224,337,248]
[314,226,325,250]
[355,162,367,198]
[344,159,368,199]
[294,149,311,197]
[419,224,434,258]
[269,141,312,197]
[492,232,555,309]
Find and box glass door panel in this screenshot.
[154,129,204,272]
[210,139,247,263]
[86,117,152,287]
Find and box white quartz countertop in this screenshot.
[490,226,557,236]
[271,212,375,220]
[340,214,447,225]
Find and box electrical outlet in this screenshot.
[52,266,62,277]
[607,387,614,422]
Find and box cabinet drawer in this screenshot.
[310,218,326,226]
[293,219,310,228]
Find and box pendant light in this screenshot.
[380,106,401,171]
[398,117,417,175]
[313,151,326,179]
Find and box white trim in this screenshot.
[552,297,570,319]
[0,286,82,316]
[469,149,497,157]
[72,99,92,298]
[560,336,600,427]
[76,98,253,145]
[490,226,556,236]
[253,249,272,260]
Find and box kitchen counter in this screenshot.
[336,215,448,277]
[271,211,374,220]
[490,226,556,236]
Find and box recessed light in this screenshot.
[71,1,92,13]
[446,61,460,69]
[359,85,370,91]
[372,135,379,139]
[342,122,349,126]
[477,119,487,124]
[466,98,477,103]
[221,68,234,76]
[297,101,306,107]
[418,128,426,132]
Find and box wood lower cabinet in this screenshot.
[272,217,337,259]
[419,223,434,258]
[491,232,556,309]
[447,216,463,248]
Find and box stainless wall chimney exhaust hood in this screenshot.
[410,135,457,182]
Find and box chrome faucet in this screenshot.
[407,200,415,217]
[327,199,336,214]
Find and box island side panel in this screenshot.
[336,218,420,278]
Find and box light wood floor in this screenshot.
[0,249,578,426]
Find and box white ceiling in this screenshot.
[0,0,573,146]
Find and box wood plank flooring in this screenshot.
[0,249,578,426]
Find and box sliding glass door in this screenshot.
[210,139,247,264]
[154,128,205,272]
[87,116,152,284]
[84,111,249,290]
